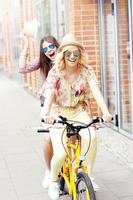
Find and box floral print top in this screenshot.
[19,59,40,73]
[45,65,98,116]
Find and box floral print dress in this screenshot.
[45,65,98,119]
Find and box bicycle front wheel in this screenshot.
[76,172,96,200]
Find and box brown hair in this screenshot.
[39,35,59,78]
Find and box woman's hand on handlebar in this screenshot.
[102,113,113,123]
[42,114,55,124]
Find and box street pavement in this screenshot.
[0,73,133,200]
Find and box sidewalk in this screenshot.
[0,74,133,200]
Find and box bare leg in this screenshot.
[43,134,53,170]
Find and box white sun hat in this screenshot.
[58,33,85,52]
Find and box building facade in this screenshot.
[0,0,133,164]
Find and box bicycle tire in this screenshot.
[76,172,96,200]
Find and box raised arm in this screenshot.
[19,34,40,73]
[19,34,29,70]
[19,60,40,73]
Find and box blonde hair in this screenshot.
[54,45,88,71]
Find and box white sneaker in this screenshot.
[90,177,100,192]
[42,170,51,189]
[48,181,59,200]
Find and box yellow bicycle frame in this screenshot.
[60,137,89,200]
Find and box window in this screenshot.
[35,0,51,40]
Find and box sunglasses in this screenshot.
[64,51,80,57]
[43,44,55,53]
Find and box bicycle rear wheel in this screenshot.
[76,172,96,200]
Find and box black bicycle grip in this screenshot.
[37,129,49,133]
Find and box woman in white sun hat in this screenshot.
[42,33,112,200]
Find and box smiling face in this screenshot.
[64,46,80,68]
[42,41,57,61]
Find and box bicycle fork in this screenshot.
[68,139,82,200]
[69,164,77,200]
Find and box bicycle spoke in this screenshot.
[76,172,96,200]
[77,180,90,200]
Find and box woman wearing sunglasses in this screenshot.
[19,34,59,83]
[42,34,112,200]
[19,34,59,189]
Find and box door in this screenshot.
[117,0,133,135]
[98,0,133,136]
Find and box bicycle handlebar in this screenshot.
[37,116,106,133]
